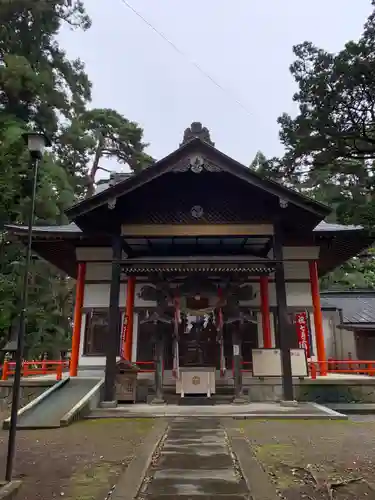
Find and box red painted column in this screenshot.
[70,262,86,376]
[260,275,272,348]
[309,260,327,375]
[123,276,136,361]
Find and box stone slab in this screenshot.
[166,436,224,445]
[162,445,227,455]
[232,413,348,420]
[158,452,233,469]
[326,403,375,412]
[88,401,343,419]
[167,429,226,439]
[145,495,251,500]
[153,469,238,481]
[147,477,248,495]
[100,400,117,409]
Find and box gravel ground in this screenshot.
[0,418,156,500]
[238,418,375,500]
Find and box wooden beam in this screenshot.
[103,234,122,403]
[273,222,294,401]
[121,224,274,237]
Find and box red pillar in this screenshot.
[260,276,272,348]
[70,262,86,376]
[309,260,327,375]
[124,276,135,361]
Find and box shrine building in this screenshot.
[7,124,375,403]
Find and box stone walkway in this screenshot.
[91,402,344,419]
[137,417,251,499]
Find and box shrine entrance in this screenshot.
[179,314,218,368]
[135,273,261,402]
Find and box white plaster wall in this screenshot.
[268,246,320,260]
[308,311,356,363]
[82,246,320,282]
[240,282,312,308]
[83,282,164,308]
[76,247,127,261]
[308,314,318,361]
[85,263,112,282]
[83,281,313,309]
[339,328,357,359]
[83,283,111,308]
[309,313,336,362]
[323,315,334,359]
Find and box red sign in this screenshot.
[120,315,129,359]
[295,312,310,358]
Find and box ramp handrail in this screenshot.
[1,360,68,381]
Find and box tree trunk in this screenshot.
[86,135,104,198]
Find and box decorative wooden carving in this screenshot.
[180,122,215,146]
[172,155,223,173]
[138,278,174,325]
[221,279,257,325]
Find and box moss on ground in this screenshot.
[0,417,156,500]
[69,462,123,500]
[64,418,156,499]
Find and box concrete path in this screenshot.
[137,417,250,499]
[90,402,346,419]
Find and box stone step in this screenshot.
[147,475,248,496]
[157,452,233,469]
[178,397,216,406]
[143,417,249,498]
[145,495,251,499]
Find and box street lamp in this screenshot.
[5,131,50,482]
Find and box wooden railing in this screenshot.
[135,360,164,374]
[309,359,375,379]
[231,360,253,375]
[135,361,155,373]
[1,360,68,381]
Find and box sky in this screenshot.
[59,0,373,172]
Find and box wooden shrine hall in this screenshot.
[7,123,375,404]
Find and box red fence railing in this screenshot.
[135,361,155,373]
[231,360,253,375]
[309,359,375,379]
[1,360,68,381]
[3,357,374,381]
[135,360,164,374]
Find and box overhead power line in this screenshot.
[120,0,253,117]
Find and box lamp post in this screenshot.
[5,132,50,482]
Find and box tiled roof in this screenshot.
[321,292,375,324]
[5,220,364,235]
[315,221,362,232]
[6,223,81,233]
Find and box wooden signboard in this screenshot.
[252,348,308,378]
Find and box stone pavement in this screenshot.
[136,417,251,499]
[90,402,345,419]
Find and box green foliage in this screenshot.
[0,0,150,358]
[58,108,154,197]
[275,3,375,290]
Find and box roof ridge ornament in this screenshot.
[180,122,215,146]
